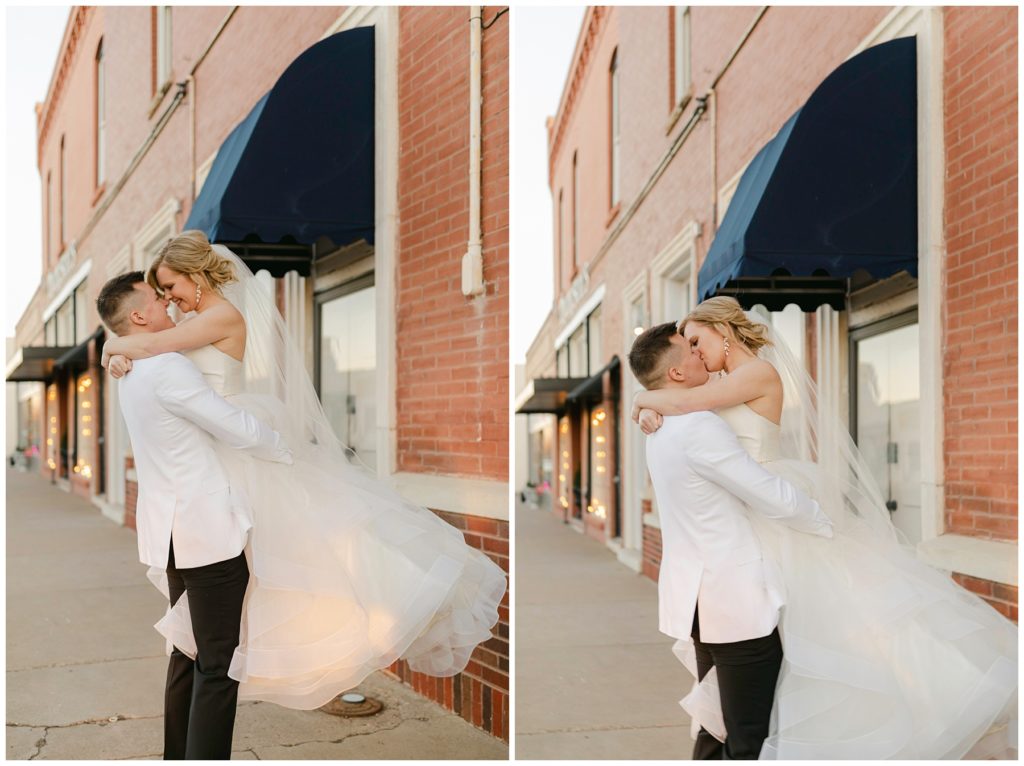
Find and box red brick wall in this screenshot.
[953,574,1018,623]
[386,510,509,741]
[641,500,662,581]
[942,7,1018,547]
[395,7,509,481]
[124,456,137,531]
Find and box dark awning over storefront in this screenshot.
[5,346,73,382]
[515,377,588,416]
[698,37,918,311]
[54,327,105,372]
[567,356,621,405]
[184,27,375,278]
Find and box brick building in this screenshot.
[517,6,1017,621]
[6,5,509,739]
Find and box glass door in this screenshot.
[850,312,921,542]
[316,275,377,473]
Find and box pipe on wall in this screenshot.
[461,6,485,297]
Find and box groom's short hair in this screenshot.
[629,322,682,389]
[96,271,146,334]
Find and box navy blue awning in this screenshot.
[698,37,917,311]
[185,27,375,278]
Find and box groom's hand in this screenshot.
[108,354,133,379]
[639,408,663,435]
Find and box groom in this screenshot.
[628,322,833,760]
[96,271,292,759]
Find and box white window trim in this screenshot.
[132,197,180,273]
[43,260,92,323]
[156,6,172,91]
[849,8,993,579]
[717,164,745,227]
[673,6,692,107]
[389,473,509,522]
[106,244,131,279]
[554,284,606,351]
[324,7,400,483]
[194,151,217,198]
[649,219,699,324]
[619,270,648,563]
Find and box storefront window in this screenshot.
[56,298,74,346]
[587,406,610,524]
[568,325,587,377]
[587,306,603,375]
[557,416,571,514]
[17,385,43,463]
[319,278,377,472]
[557,346,569,377]
[45,384,58,471]
[75,281,91,344]
[74,374,96,480]
[852,316,921,543]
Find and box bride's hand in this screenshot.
[638,408,663,435]
[108,354,132,379]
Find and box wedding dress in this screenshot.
[146,251,507,710]
[671,398,1018,760]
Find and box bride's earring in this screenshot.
[194,282,203,309]
[723,337,731,357]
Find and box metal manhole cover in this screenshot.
[320,692,384,717]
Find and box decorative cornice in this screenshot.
[37,6,93,167]
[547,6,608,184]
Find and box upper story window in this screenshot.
[572,151,579,273]
[59,136,66,248]
[45,171,52,265]
[74,280,91,344]
[610,50,621,208]
[557,189,564,290]
[672,6,692,110]
[95,39,106,187]
[556,305,604,379]
[154,6,172,93]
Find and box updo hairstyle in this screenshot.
[681,296,772,352]
[146,230,236,296]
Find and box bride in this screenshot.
[631,296,1017,760]
[102,230,507,710]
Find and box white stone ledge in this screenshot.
[642,511,661,530]
[917,533,1018,586]
[387,472,509,521]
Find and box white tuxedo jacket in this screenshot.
[646,410,833,644]
[118,352,292,569]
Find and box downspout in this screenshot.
[708,6,768,233]
[461,6,484,296]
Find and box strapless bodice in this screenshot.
[714,403,781,464]
[182,345,244,396]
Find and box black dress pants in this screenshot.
[690,608,783,760]
[163,540,249,760]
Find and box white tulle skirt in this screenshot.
[147,393,507,710]
[674,458,1018,760]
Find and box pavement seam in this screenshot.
[8,654,165,672]
[518,721,689,735]
[269,715,431,751]
[9,714,163,729]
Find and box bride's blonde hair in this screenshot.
[681,296,772,352]
[146,230,236,295]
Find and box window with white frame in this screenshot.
[572,151,579,272]
[557,189,564,288]
[651,221,698,325]
[587,306,603,374]
[568,324,587,377]
[610,50,621,208]
[673,6,692,108]
[96,40,105,187]
[60,136,66,247]
[75,280,91,344]
[155,6,172,92]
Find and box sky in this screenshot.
[510,6,585,364]
[5,6,71,339]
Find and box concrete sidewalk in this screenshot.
[5,467,506,760]
[515,501,695,759]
